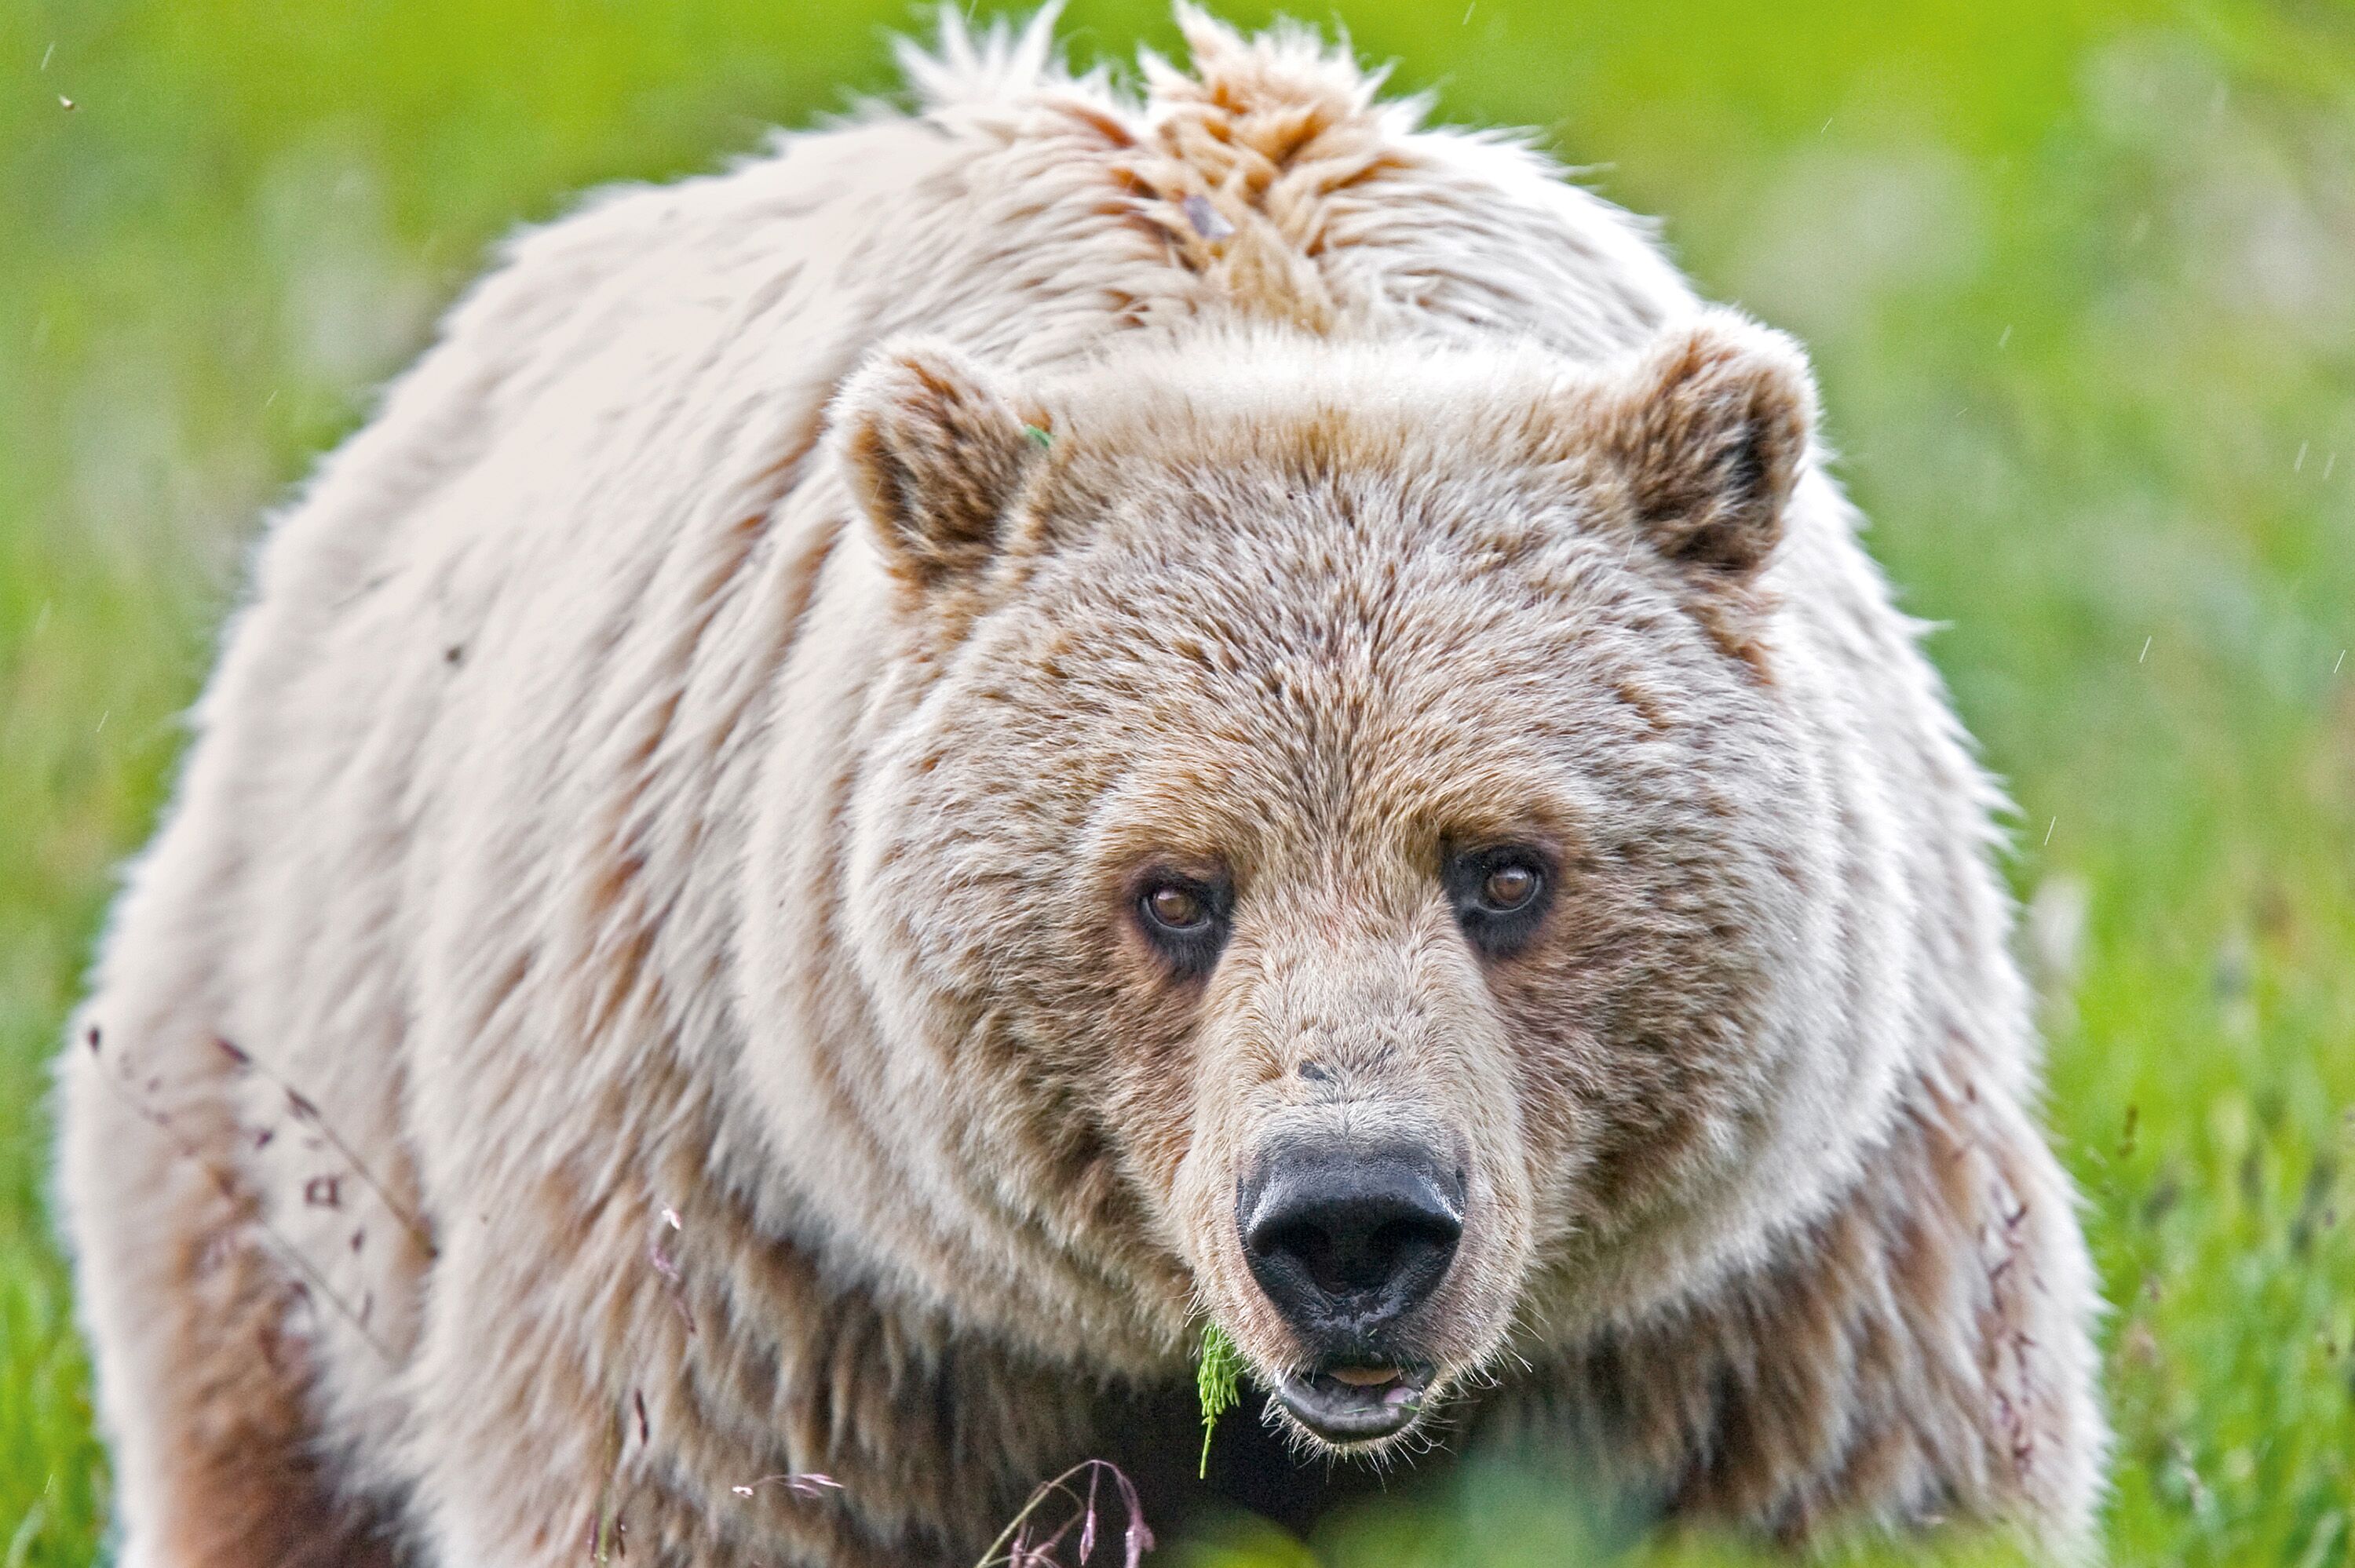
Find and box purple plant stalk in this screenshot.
[975,1460,1153,1568]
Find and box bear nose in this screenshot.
[1238,1139,1464,1345]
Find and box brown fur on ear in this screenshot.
[834,339,1039,585]
[1600,310,1816,586]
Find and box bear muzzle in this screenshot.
[1236,1132,1464,1443]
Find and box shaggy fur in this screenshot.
[57,9,2105,1566]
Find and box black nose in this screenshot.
[1238,1139,1464,1345]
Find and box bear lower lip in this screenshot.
[1272,1366,1431,1443]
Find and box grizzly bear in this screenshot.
[56,9,2105,1566]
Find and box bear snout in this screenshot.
[1236,1133,1465,1355]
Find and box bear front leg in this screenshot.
[396,1182,1068,1568]
[394,1213,772,1568]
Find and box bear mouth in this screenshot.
[1271,1362,1432,1445]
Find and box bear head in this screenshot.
[816,310,1875,1457]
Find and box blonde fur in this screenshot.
[57,9,2105,1566]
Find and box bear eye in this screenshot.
[1145,884,1207,931]
[1134,873,1232,979]
[1444,846,1554,959]
[1481,862,1540,912]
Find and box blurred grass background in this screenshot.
[2,0,2350,1563]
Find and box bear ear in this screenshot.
[833,339,1042,586]
[1594,310,1816,588]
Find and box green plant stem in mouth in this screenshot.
[1195,1322,1244,1479]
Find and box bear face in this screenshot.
[827,312,1864,1456]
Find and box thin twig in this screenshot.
[214,1036,439,1259]
[730,1474,843,1501]
[86,1029,396,1364]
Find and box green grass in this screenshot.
[2,0,2350,1562]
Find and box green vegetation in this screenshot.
[2,0,2350,1563]
[1199,1322,1247,1477]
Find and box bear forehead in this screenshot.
[926,517,1740,876]
[996,452,1728,742]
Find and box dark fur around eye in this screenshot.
[1133,873,1232,979]
[1443,846,1555,958]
